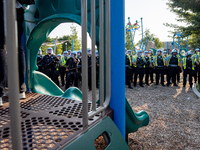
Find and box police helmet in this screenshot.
[57,54,61,57]
[68,50,71,52]
[163,51,167,54]
[195,47,200,51]
[144,51,148,54]
[148,50,153,53]
[87,48,91,54]
[77,50,82,56]
[63,51,68,54]
[73,51,77,55]
[157,49,162,52]
[38,49,42,55]
[47,47,53,54]
[186,51,192,56]
[70,52,75,57]
[171,49,177,53]
[137,50,142,53]
[127,50,131,54]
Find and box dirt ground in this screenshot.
[126,78,200,150]
[59,76,200,150]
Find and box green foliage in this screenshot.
[165,0,200,48]
[40,24,81,55]
[69,25,81,50]
[137,29,163,49]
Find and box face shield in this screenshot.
[70,53,74,58]
[137,52,142,56]
[87,50,91,55]
[77,52,81,56]
[157,51,161,55]
[47,48,53,55]
[57,56,61,60]
[144,52,148,57]
[64,53,68,58]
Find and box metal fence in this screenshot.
[81,0,111,129]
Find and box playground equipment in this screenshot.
[172,32,188,58]
[125,17,143,52]
[2,0,149,149]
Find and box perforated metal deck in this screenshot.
[0,93,113,150]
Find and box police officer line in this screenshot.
[125,48,199,89]
[37,47,99,90]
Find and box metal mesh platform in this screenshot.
[0,92,113,150]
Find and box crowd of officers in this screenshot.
[125,48,200,89]
[37,47,99,90]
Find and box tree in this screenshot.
[137,29,163,49]
[69,24,81,51]
[165,0,200,48]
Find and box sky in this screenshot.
[49,0,183,48]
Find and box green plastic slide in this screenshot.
[125,98,149,134]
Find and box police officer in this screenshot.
[41,47,59,84]
[192,48,200,83]
[163,51,168,82]
[65,52,78,89]
[60,51,68,86]
[132,50,145,87]
[175,49,182,83]
[154,49,166,86]
[88,49,92,90]
[77,50,82,84]
[125,50,133,89]
[55,54,62,86]
[194,47,200,83]
[182,51,194,88]
[96,50,99,88]
[68,50,71,58]
[149,50,154,83]
[130,50,135,83]
[144,51,152,85]
[166,49,180,87]
[37,49,43,72]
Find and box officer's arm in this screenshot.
[73,58,77,63]
[196,58,199,65]
[66,60,69,71]
[165,60,168,67]
[181,63,184,72]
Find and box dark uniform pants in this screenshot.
[65,71,78,89]
[155,68,164,84]
[0,4,26,96]
[126,67,131,87]
[167,67,177,85]
[145,67,151,84]
[88,68,92,90]
[134,68,145,86]
[150,68,154,83]
[45,69,59,85]
[60,67,66,86]
[183,69,192,86]
[194,66,198,83]
[198,66,200,84]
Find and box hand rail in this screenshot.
[4,0,22,149]
[88,0,111,119]
[82,0,111,129]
